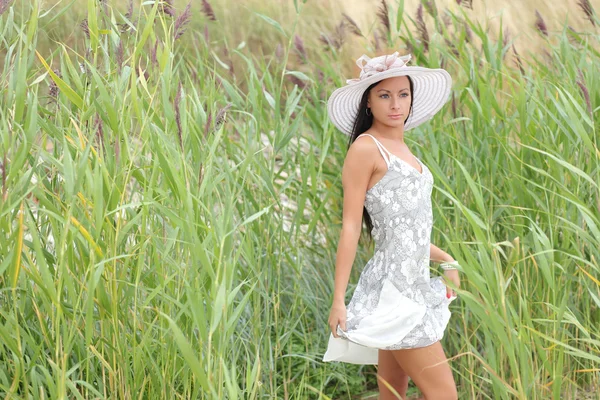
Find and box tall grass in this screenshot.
[0,0,598,398]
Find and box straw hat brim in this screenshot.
[327,66,452,135]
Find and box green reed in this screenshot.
[0,0,598,399]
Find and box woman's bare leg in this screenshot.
[390,341,457,400]
[377,349,409,399]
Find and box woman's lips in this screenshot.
[388,114,403,119]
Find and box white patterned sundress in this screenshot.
[322,133,456,365]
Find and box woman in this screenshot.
[322,51,462,400]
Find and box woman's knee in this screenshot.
[389,342,457,399]
[423,383,457,400]
[377,370,408,388]
[377,349,409,391]
[377,372,409,399]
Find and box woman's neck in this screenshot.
[369,120,406,143]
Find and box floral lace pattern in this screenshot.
[339,134,453,350]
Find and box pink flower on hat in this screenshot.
[346,52,412,84]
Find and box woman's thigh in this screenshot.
[390,341,457,400]
[377,349,409,399]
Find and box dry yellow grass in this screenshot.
[339,0,594,53]
[26,0,597,78]
[295,0,597,79]
[219,0,597,80]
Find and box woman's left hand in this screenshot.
[443,269,460,298]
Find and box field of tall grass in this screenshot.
[0,0,599,398]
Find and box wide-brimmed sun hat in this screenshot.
[327,51,452,135]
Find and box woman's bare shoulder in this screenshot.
[346,134,379,162]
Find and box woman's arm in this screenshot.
[429,243,455,264]
[431,243,460,297]
[332,225,361,305]
[332,139,377,306]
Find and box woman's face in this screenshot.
[367,76,411,129]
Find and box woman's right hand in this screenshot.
[328,302,347,338]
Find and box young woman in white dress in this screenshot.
[323,52,462,400]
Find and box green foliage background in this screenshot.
[0,0,599,398]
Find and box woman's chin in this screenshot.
[380,120,405,129]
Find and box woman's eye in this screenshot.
[380,93,408,98]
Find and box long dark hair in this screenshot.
[346,75,414,241]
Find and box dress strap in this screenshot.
[356,134,393,167]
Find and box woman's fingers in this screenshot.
[330,322,339,338]
[330,319,346,338]
[446,286,458,298]
[328,305,347,338]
